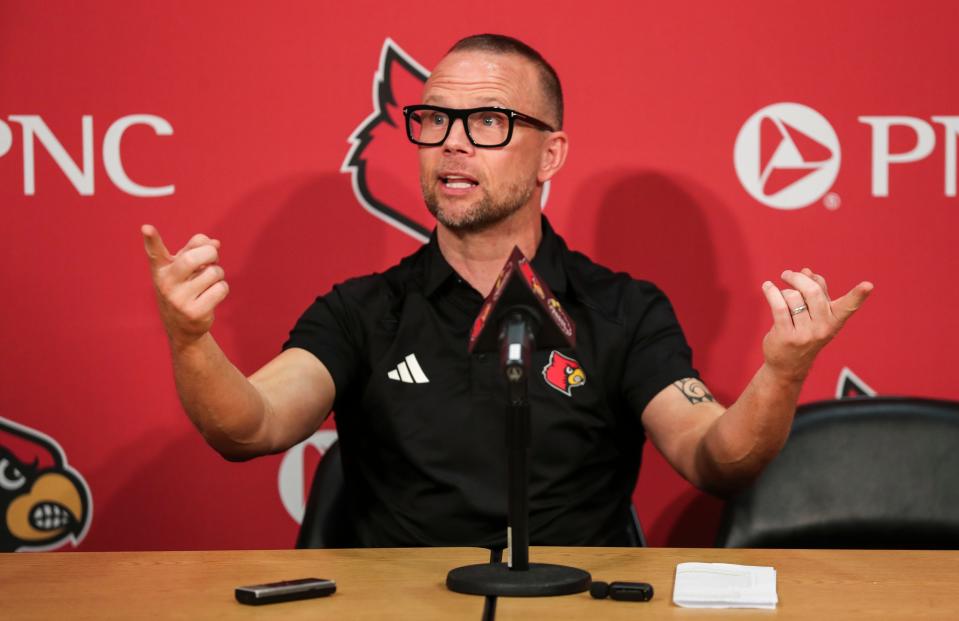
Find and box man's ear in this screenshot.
[538,131,569,183]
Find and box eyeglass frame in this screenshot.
[402,104,556,148]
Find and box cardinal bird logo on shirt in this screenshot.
[341,38,432,242]
[0,417,92,552]
[542,351,586,397]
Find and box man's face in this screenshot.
[418,51,552,232]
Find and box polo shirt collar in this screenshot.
[423,216,569,298]
[530,217,568,296]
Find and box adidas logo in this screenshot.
[387,353,430,384]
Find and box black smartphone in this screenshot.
[235,577,336,605]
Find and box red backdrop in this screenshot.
[1,1,956,552]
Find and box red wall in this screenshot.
[1,1,957,552]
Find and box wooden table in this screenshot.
[0,547,489,620]
[3,546,959,619]
[497,547,959,620]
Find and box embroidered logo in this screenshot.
[387,353,430,384]
[542,351,586,397]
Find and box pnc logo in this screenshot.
[0,114,174,197]
[735,102,959,210]
[734,102,841,210]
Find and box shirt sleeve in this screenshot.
[621,281,699,417]
[282,286,362,403]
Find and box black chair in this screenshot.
[296,440,357,548]
[716,397,959,549]
[625,505,647,547]
[296,439,647,548]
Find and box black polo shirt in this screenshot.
[283,217,698,547]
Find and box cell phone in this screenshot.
[235,577,336,605]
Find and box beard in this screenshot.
[422,178,534,233]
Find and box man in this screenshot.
[141,34,872,547]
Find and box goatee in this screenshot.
[422,181,533,233]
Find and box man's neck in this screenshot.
[436,207,543,298]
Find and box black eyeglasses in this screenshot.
[402,105,556,148]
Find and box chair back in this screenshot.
[716,397,959,549]
[295,440,357,548]
[626,504,647,547]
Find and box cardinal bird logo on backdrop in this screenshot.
[341,38,432,242]
[542,351,586,397]
[0,417,91,551]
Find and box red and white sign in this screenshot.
[1,2,956,552]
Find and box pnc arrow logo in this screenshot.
[734,103,841,210]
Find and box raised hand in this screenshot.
[760,267,873,382]
[141,225,229,347]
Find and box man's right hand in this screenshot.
[141,225,229,348]
[140,224,335,459]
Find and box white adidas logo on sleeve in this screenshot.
[387,353,430,384]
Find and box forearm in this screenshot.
[696,363,803,494]
[169,333,273,460]
[647,269,872,496]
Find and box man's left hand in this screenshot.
[760,267,873,383]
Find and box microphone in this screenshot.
[447,246,592,593]
[589,581,654,602]
[468,246,575,384]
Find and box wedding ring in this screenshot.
[790,304,808,316]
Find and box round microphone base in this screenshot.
[446,562,591,597]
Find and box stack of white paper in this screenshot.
[673,562,778,609]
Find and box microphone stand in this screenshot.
[504,310,532,571]
[446,310,591,597]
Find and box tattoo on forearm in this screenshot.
[672,379,716,404]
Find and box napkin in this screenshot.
[672,562,778,609]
